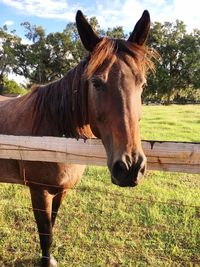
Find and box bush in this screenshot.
[143,87,200,104]
[173,87,200,104]
[3,79,27,95]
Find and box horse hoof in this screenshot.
[50,255,58,267]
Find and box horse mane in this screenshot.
[30,58,91,138]
[29,37,155,139]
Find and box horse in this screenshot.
[0,10,154,267]
[0,95,11,100]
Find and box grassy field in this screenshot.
[141,104,200,142]
[0,104,200,266]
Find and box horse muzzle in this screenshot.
[111,154,147,187]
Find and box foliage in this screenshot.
[13,22,53,84]
[3,77,27,95]
[105,26,127,39]
[145,21,200,104]
[0,105,199,266]
[0,26,21,85]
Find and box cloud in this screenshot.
[93,0,200,32]
[3,20,14,26]
[0,0,79,21]
[171,0,200,31]
[0,0,199,32]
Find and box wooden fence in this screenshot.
[0,135,199,174]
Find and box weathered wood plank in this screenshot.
[0,135,199,174]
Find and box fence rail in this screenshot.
[0,134,200,174]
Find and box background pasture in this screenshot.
[0,104,200,266]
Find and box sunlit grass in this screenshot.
[141,104,200,142]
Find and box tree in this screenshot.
[106,26,127,39]
[63,22,85,67]
[0,26,21,88]
[13,21,83,84]
[146,21,200,103]
[182,29,200,89]
[13,22,50,84]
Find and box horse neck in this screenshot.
[32,60,94,139]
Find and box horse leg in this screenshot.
[29,186,56,267]
[51,189,67,227]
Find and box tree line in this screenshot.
[0,16,199,104]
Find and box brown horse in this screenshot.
[0,10,154,267]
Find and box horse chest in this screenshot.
[56,163,86,188]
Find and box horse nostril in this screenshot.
[111,154,147,187]
[112,160,128,181]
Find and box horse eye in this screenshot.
[91,78,106,91]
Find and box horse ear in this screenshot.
[128,10,150,45]
[76,10,101,52]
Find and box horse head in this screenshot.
[76,10,152,187]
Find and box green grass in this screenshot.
[0,105,200,266]
[141,104,200,141]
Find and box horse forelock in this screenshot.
[84,37,156,80]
